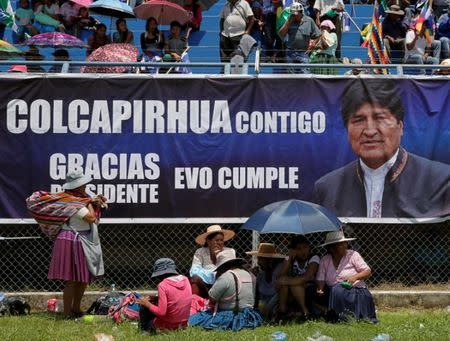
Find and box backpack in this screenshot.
[0,296,31,316]
[108,292,141,324]
[86,292,125,315]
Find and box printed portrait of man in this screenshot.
[313,79,450,218]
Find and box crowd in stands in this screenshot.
[1,0,450,73]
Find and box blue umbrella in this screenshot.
[241,199,342,235]
[89,0,135,18]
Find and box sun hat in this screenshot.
[320,230,356,247]
[195,225,235,245]
[62,169,93,190]
[246,243,286,258]
[214,252,245,273]
[320,19,336,30]
[386,5,405,16]
[151,258,179,278]
[8,65,27,73]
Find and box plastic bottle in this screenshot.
[271,331,287,341]
[371,334,391,341]
[343,14,351,32]
[55,299,64,313]
[48,298,64,313]
[111,283,116,292]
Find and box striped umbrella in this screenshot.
[23,32,86,48]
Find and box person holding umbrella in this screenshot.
[276,235,320,320]
[316,230,378,323]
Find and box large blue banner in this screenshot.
[0,77,449,219]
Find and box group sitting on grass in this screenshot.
[133,225,378,334]
[28,173,377,334]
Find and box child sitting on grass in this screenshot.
[137,258,192,334]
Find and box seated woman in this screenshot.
[137,258,192,333]
[87,23,111,55]
[246,243,285,320]
[316,231,378,323]
[190,225,236,298]
[310,19,339,75]
[112,18,134,44]
[34,0,64,32]
[277,235,320,320]
[76,7,99,42]
[15,0,38,43]
[189,254,263,331]
[140,17,165,58]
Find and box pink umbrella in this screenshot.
[24,32,86,48]
[70,0,93,7]
[82,43,138,73]
[133,0,190,25]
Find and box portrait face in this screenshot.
[118,21,127,32]
[206,233,224,252]
[347,103,403,169]
[293,242,310,261]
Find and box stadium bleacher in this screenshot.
[0,1,405,73]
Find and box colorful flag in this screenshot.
[0,0,17,32]
[415,0,431,34]
[361,1,389,74]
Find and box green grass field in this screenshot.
[1,309,449,341]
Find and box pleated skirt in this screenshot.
[48,230,93,284]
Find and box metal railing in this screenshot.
[1,60,450,75]
[0,221,448,292]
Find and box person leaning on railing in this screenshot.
[219,0,255,63]
[309,19,339,75]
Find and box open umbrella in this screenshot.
[134,0,190,25]
[241,199,342,235]
[89,0,135,18]
[23,32,86,48]
[82,43,138,73]
[0,39,23,58]
[70,0,93,7]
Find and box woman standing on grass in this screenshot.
[27,169,106,318]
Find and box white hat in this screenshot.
[290,2,304,13]
[195,225,235,245]
[62,169,92,190]
[214,252,244,273]
[320,230,356,247]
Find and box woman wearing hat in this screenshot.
[316,230,378,323]
[277,235,320,320]
[189,253,263,331]
[45,169,107,318]
[246,243,285,319]
[137,258,192,333]
[190,225,236,298]
[310,19,338,75]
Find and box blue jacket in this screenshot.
[313,148,450,218]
